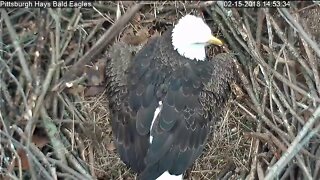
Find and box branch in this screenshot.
[1,9,32,83]
[278,8,320,62]
[53,3,144,91]
[265,105,320,179]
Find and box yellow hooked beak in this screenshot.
[207,35,224,46]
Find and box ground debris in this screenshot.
[1,2,320,180]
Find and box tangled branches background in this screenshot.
[1,1,320,180]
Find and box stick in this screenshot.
[53,3,144,91]
[278,8,320,62]
[265,105,320,179]
[1,9,32,83]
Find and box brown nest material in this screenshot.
[1,1,320,180]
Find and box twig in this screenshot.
[157,1,216,12]
[11,125,37,179]
[88,146,96,179]
[54,3,144,91]
[246,122,261,180]
[0,113,23,179]
[41,107,67,164]
[1,9,32,83]
[36,62,59,120]
[245,99,290,140]
[48,158,90,180]
[56,172,78,180]
[0,77,14,109]
[58,93,86,122]
[25,32,58,141]
[255,9,265,52]
[300,37,320,95]
[92,2,117,13]
[60,9,81,59]
[213,5,250,65]
[4,126,54,180]
[271,81,305,125]
[251,13,319,102]
[312,146,320,178]
[234,101,257,120]
[296,155,313,179]
[41,107,91,179]
[0,58,30,120]
[84,19,104,44]
[0,10,3,63]
[265,9,313,78]
[265,105,320,179]
[296,3,318,13]
[219,7,319,103]
[32,9,47,96]
[283,50,299,128]
[278,8,320,62]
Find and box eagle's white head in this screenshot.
[172,15,223,61]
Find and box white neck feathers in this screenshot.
[174,43,206,61]
[171,15,212,61]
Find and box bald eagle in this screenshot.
[106,15,237,180]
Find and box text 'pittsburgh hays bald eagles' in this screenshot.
[106,15,237,180]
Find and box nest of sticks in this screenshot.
[1,1,320,179]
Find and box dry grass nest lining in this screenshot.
[1,2,320,180]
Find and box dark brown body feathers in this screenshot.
[106,28,236,180]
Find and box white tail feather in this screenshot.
[149,101,163,143]
[156,171,183,180]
